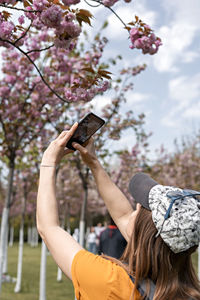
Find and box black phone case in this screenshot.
[66,113,105,151]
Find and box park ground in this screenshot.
[2,243,74,300]
[2,243,199,300]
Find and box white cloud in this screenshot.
[104,2,157,41]
[162,73,200,127]
[153,0,200,72]
[89,91,150,117]
[169,74,200,105]
[120,91,151,115]
[183,103,200,118]
[153,24,198,72]
[162,0,200,26]
[126,92,150,104]
[90,95,112,115]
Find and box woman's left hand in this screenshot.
[41,123,78,166]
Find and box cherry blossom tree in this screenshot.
[149,136,200,189]
[0,1,162,102]
[11,168,38,293]
[0,48,51,292]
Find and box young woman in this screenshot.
[37,123,200,300]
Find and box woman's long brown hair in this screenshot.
[103,207,200,300]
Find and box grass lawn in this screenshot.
[2,243,199,300]
[2,243,74,300]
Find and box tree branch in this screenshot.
[84,0,101,7]
[90,0,127,28]
[13,22,32,46]
[26,44,54,54]
[0,4,38,13]
[0,38,69,103]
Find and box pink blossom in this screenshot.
[0,0,15,3]
[25,7,37,21]
[18,15,25,25]
[32,18,43,30]
[62,0,80,5]
[16,149,23,156]
[65,12,76,22]
[0,21,14,39]
[0,86,10,97]
[32,0,49,11]
[60,21,81,38]
[65,89,76,101]
[54,37,72,49]
[5,75,16,85]
[129,28,141,45]
[41,5,62,28]
[102,0,118,6]
[129,26,162,55]
[98,80,110,92]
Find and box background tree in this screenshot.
[0,47,51,291]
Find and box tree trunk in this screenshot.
[79,185,88,247]
[33,227,38,247]
[14,222,24,293]
[0,161,15,292]
[14,183,27,293]
[30,227,35,247]
[9,226,14,247]
[39,240,47,300]
[66,202,71,234]
[31,226,38,247]
[27,227,31,245]
[2,224,8,274]
[57,267,62,282]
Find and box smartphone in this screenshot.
[66,112,105,150]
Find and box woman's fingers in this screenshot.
[58,122,78,144]
[72,137,94,152]
[63,148,74,155]
[72,142,86,153]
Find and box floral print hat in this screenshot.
[129,172,200,253]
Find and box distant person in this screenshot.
[99,217,127,258]
[94,222,105,248]
[72,228,79,242]
[37,124,200,299]
[86,226,97,254]
[94,222,105,238]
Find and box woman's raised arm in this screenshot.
[36,123,83,280]
[73,139,134,241]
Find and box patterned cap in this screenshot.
[129,172,200,253]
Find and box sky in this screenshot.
[79,0,200,158]
[1,0,200,159]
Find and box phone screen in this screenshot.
[66,113,105,150]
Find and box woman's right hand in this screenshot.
[72,138,99,168]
